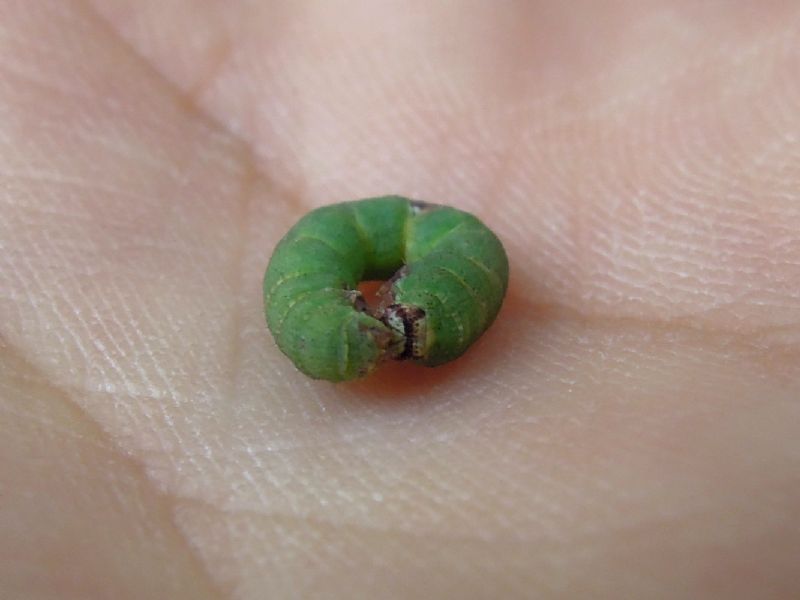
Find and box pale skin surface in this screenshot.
[1,1,799,598]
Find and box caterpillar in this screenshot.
[263,196,509,382]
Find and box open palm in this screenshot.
[2,2,799,598]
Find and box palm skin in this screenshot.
[1,1,799,598]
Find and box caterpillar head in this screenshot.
[380,304,428,361]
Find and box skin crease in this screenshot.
[0,0,799,597]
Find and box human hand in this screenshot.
[2,2,798,598]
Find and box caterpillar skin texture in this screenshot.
[263,196,509,382]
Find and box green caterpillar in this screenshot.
[263,196,509,382]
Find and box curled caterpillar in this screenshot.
[263,196,509,382]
